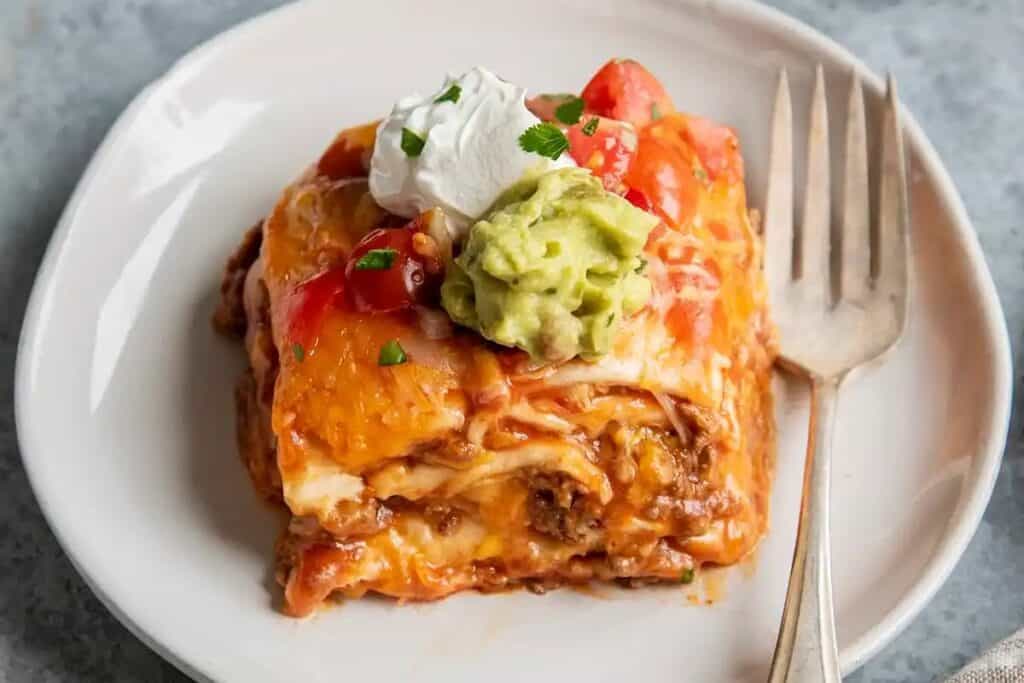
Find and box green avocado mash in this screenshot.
[441,167,659,362]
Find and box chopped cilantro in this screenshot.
[435,84,461,104]
[518,123,569,160]
[400,128,427,157]
[635,257,647,274]
[680,568,695,584]
[354,248,397,270]
[554,96,585,125]
[292,343,305,363]
[581,117,600,136]
[378,339,408,366]
[694,167,708,183]
[651,102,663,121]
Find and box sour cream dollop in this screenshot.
[369,67,574,236]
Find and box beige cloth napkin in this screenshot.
[948,630,1024,682]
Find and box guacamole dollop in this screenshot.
[440,167,659,362]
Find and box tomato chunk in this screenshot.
[667,299,715,348]
[653,236,723,348]
[567,116,637,192]
[287,266,348,348]
[285,217,443,347]
[624,133,699,229]
[581,59,674,129]
[624,188,652,212]
[525,93,578,123]
[682,116,743,184]
[344,219,442,314]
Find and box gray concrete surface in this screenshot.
[0,1,1020,681]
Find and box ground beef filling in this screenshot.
[526,472,603,543]
[524,419,724,545]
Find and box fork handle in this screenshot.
[768,376,842,683]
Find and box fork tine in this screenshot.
[840,72,871,302]
[764,69,794,292]
[799,65,831,300]
[875,74,909,307]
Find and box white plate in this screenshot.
[14,1,1012,681]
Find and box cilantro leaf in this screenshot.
[378,339,408,366]
[693,167,708,183]
[355,248,397,270]
[435,84,461,104]
[581,117,600,136]
[401,128,427,157]
[292,343,305,363]
[680,567,695,584]
[554,96,585,125]
[651,102,663,121]
[518,123,569,160]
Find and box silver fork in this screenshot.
[765,66,910,683]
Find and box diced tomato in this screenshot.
[624,133,700,229]
[525,93,578,123]
[285,217,442,347]
[316,121,378,181]
[681,116,743,184]
[580,59,674,129]
[286,266,348,348]
[659,248,723,348]
[567,116,637,192]
[667,299,716,348]
[344,220,442,314]
[624,188,652,212]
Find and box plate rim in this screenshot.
[13,0,1013,680]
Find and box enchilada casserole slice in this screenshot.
[215,60,775,616]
